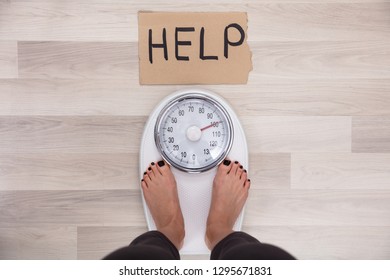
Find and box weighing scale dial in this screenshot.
[155,93,234,173]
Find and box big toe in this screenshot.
[218,159,232,174]
[157,160,171,175]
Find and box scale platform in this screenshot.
[139,88,248,255]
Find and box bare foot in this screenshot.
[205,160,251,250]
[141,161,185,250]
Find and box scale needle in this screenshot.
[200,121,222,131]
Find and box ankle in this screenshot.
[159,226,185,250]
[205,224,233,250]
[158,215,185,250]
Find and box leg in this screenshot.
[103,231,180,260]
[104,160,185,260]
[206,160,295,260]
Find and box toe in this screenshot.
[240,169,248,182]
[150,161,160,176]
[230,161,240,175]
[143,171,150,181]
[141,179,148,190]
[244,179,251,189]
[157,160,169,174]
[144,172,152,184]
[147,165,155,179]
[218,159,232,174]
[236,165,244,178]
[157,160,176,184]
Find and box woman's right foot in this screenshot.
[141,160,185,250]
[205,160,251,250]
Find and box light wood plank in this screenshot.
[242,116,351,152]
[18,42,136,79]
[0,41,17,78]
[291,153,390,189]
[251,40,390,79]
[0,190,145,227]
[0,153,139,191]
[249,153,290,189]
[247,3,390,41]
[1,3,389,41]
[0,79,169,116]
[0,227,76,259]
[244,189,390,226]
[17,40,390,79]
[0,116,146,153]
[352,117,390,152]
[226,79,390,116]
[1,79,390,116]
[244,226,390,259]
[77,226,147,259]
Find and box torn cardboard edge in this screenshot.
[138,11,252,85]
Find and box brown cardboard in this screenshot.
[138,12,252,85]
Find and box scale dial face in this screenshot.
[155,93,234,173]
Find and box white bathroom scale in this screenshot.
[139,88,248,254]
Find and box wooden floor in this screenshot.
[0,0,390,260]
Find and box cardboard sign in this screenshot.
[138,12,252,85]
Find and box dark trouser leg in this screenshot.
[211,232,295,260]
[103,231,180,260]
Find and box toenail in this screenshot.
[240,165,243,169]
[244,170,247,173]
[234,161,238,164]
[158,160,165,167]
[247,179,251,182]
[143,172,147,175]
[141,179,144,182]
[223,159,231,166]
[151,162,155,165]
[148,167,151,171]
